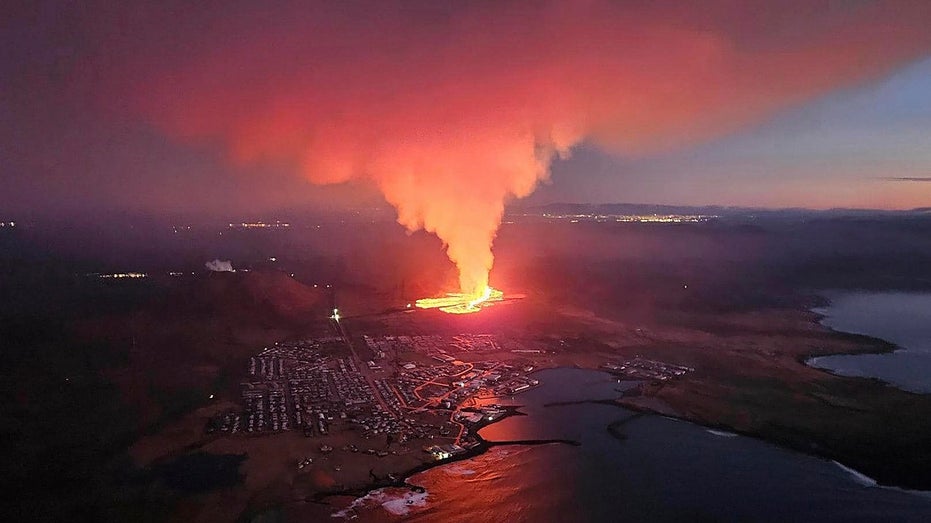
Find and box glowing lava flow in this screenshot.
[416,287,504,314]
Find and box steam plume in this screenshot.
[205,259,235,272]
[118,1,931,296]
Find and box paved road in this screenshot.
[331,317,394,416]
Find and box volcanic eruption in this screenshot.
[415,286,505,314]
[115,2,931,313]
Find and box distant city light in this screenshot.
[539,213,717,223]
[228,220,291,229]
[93,272,147,279]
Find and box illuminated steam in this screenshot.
[205,259,235,272]
[121,2,931,302]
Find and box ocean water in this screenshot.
[334,368,931,522]
[808,292,931,393]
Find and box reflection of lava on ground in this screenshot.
[415,287,504,314]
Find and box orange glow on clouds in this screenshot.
[123,1,931,296]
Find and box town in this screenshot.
[600,357,694,381]
[207,334,544,461]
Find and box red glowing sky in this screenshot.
[2,1,930,215]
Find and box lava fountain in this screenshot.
[119,3,931,315]
[416,286,504,314]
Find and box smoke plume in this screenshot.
[115,1,931,296]
[205,259,235,272]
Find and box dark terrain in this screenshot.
[2,207,931,520]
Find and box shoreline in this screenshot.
[263,295,931,517]
[798,294,900,362]
[547,387,931,496]
[309,404,580,509]
[612,295,931,490]
[801,294,927,396]
[613,388,931,493]
[320,349,931,515]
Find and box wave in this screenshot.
[443,463,477,476]
[706,429,738,438]
[832,461,877,487]
[832,460,931,499]
[332,488,430,519]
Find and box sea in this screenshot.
[808,292,931,393]
[332,367,931,522]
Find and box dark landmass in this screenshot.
[4,210,931,520]
[614,313,931,491]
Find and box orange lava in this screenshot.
[416,287,504,314]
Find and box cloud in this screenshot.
[96,1,931,294]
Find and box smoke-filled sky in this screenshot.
[3,0,931,218]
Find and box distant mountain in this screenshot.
[512,202,931,219]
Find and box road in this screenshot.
[330,317,394,416]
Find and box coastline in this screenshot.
[321,356,931,521]
[546,385,891,487]
[542,373,931,497]
[799,293,899,362]
[218,295,931,520]
[803,291,931,395]
[320,335,931,518]
[604,296,931,491]
[310,403,580,511]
